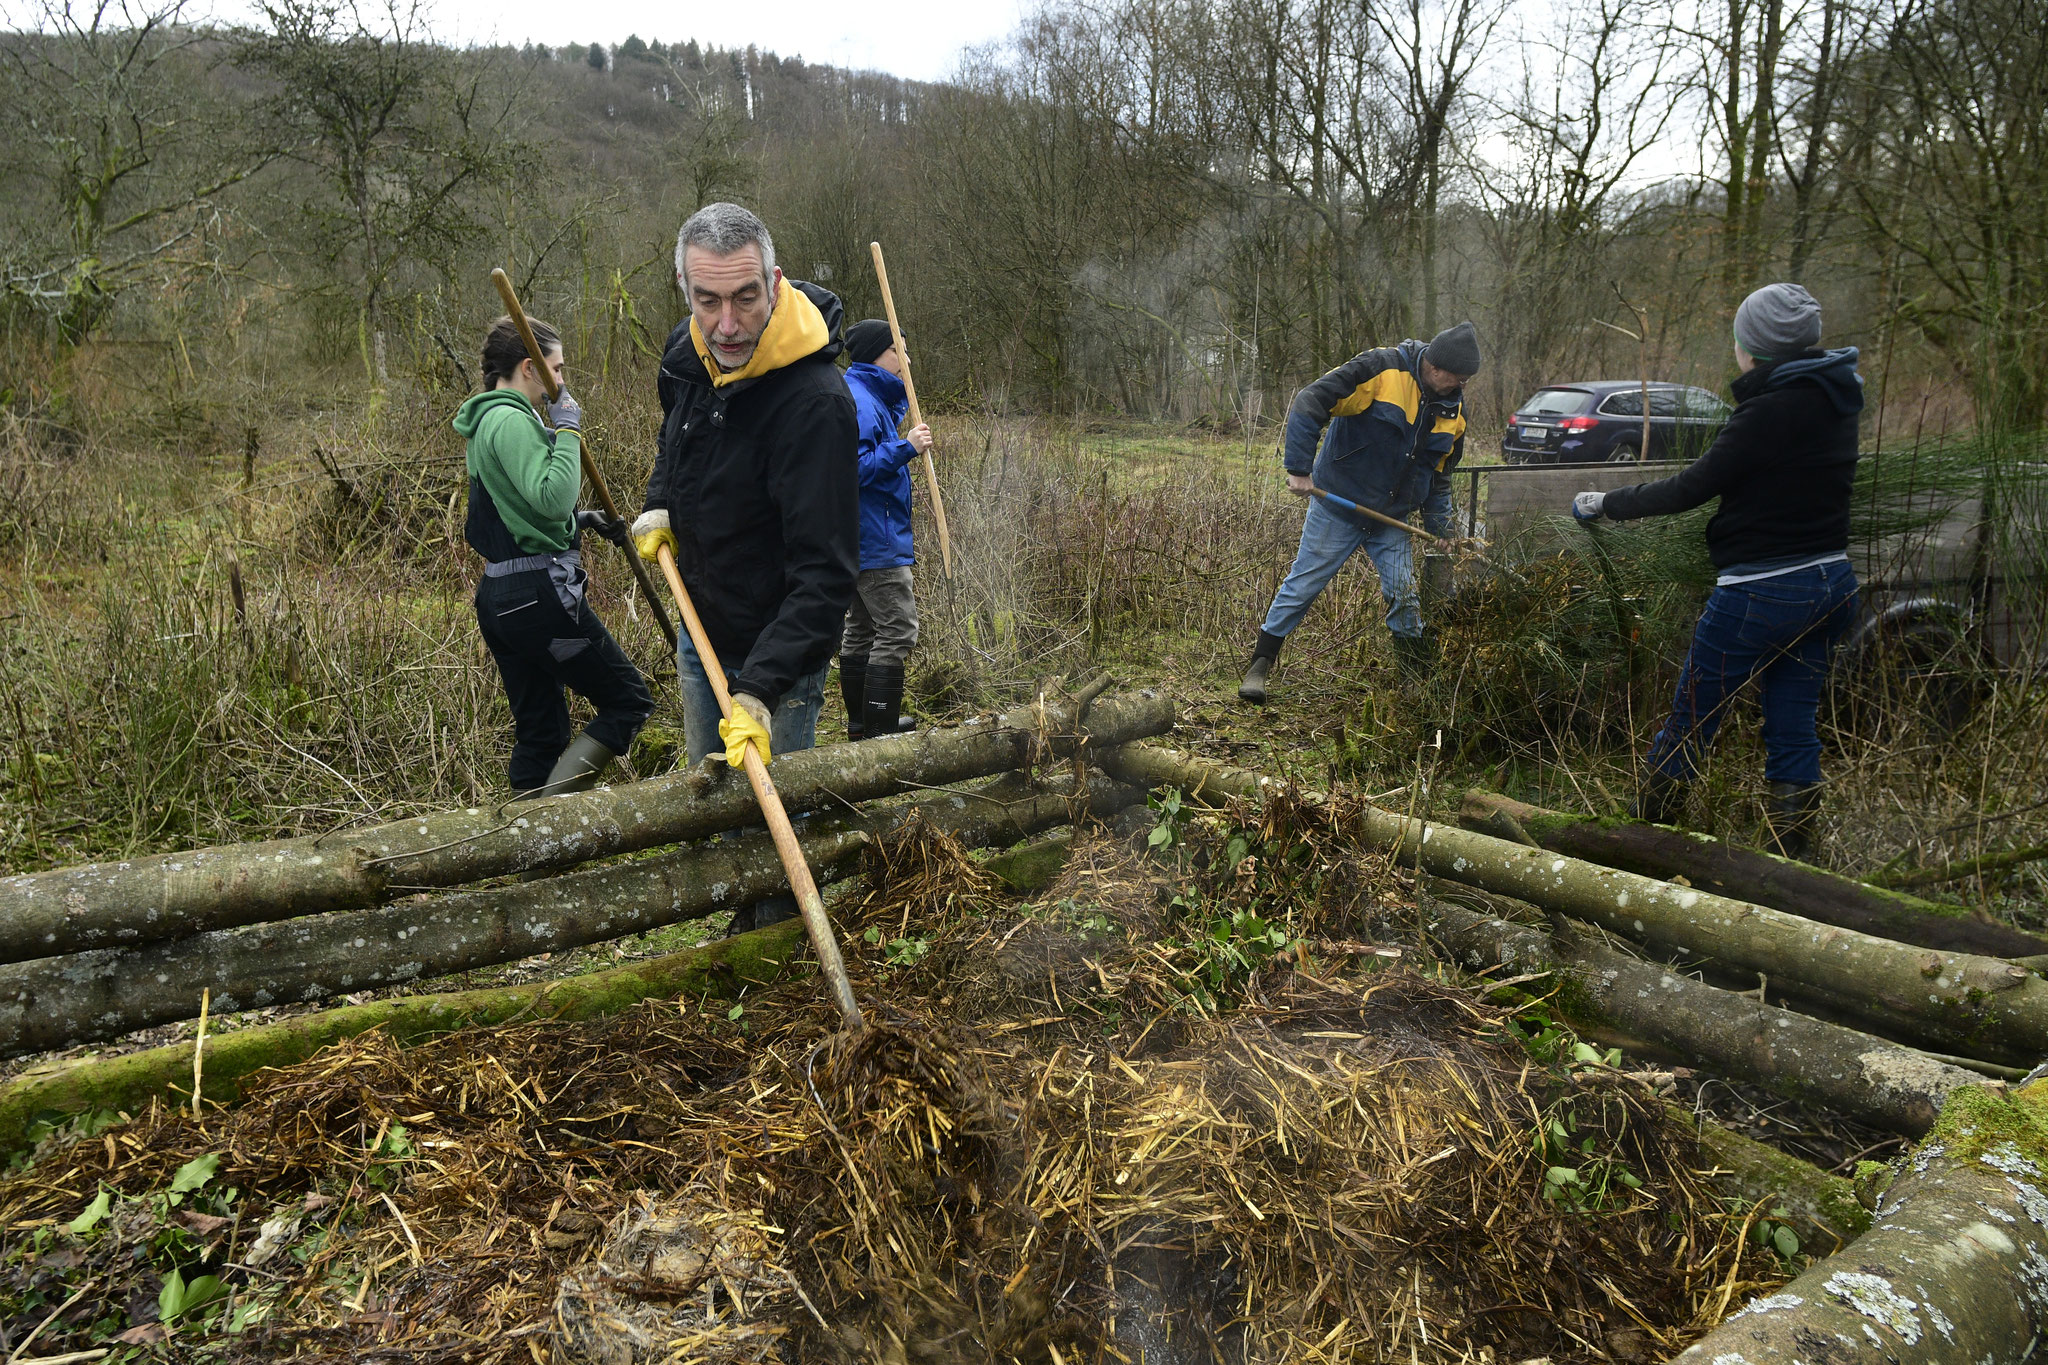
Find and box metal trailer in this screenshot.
[1451,459,2043,713]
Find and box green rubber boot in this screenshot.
[534,733,618,799]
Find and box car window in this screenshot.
[1682,388,1733,419]
[1649,388,1681,417]
[1600,390,1643,417]
[1517,389,1590,416]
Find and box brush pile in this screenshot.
[0,820,1787,1364]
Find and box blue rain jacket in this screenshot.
[845,362,917,569]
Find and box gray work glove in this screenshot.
[545,388,583,431]
[575,509,628,547]
[1572,490,1606,523]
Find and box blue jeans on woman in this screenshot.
[1645,559,1859,787]
[677,633,830,764]
[1261,497,1426,639]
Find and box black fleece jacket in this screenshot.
[644,281,858,706]
[1602,348,1864,569]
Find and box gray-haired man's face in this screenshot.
[682,243,777,371]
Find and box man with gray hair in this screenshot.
[632,202,858,924]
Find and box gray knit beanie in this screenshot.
[1733,283,1822,362]
[1424,320,1482,377]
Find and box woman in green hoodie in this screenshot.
[452,316,654,798]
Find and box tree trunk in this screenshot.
[1424,897,1994,1138]
[1458,789,2045,959]
[0,919,809,1158]
[1684,1103,1872,1255]
[0,773,1142,1058]
[1099,745,2046,1064]
[1673,1082,2048,1363]
[0,693,1172,962]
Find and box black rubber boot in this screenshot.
[725,893,799,937]
[1389,630,1438,680]
[1765,781,1824,862]
[1634,770,1687,825]
[531,733,617,799]
[863,661,906,741]
[1238,631,1284,704]
[839,654,869,741]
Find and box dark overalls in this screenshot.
[466,476,653,794]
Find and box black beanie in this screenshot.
[844,319,896,365]
[1424,320,1482,377]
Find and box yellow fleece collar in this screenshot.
[690,279,830,388]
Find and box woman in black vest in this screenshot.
[451,317,653,797]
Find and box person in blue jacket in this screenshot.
[837,319,932,739]
[1238,322,1481,702]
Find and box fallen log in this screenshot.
[1672,1081,2048,1363]
[1424,896,1994,1137]
[1686,1107,1871,1255]
[1101,744,2048,1065]
[1459,788,2045,959]
[0,692,1172,963]
[0,772,1143,1058]
[0,919,807,1158]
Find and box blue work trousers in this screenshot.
[677,634,831,764]
[1260,497,1425,640]
[1645,560,1860,787]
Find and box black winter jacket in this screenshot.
[1602,348,1863,569]
[645,280,859,706]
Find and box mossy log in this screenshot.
[0,920,807,1158]
[1685,1107,1871,1254]
[0,692,1172,963]
[0,773,1142,1058]
[1424,896,1993,1137]
[1459,789,2046,959]
[1101,744,2048,1065]
[1674,1081,2048,1363]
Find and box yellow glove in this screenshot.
[631,508,677,563]
[719,692,773,768]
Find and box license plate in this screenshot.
[1519,425,1549,442]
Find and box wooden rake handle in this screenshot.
[868,242,954,579]
[652,543,864,1030]
[489,268,677,651]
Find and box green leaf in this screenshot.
[161,1269,229,1323]
[726,1003,745,1021]
[1771,1225,1800,1258]
[1544,1165,1581,1187]
[1147,826,1172,847]
[68,1188,112,1234]
[169,1153,220,1196]
[1570,1041,1604,1065]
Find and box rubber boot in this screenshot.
[839,654,868,742]
[1765,781,1824,862]
[1633,770,1687,826]
[725,893,799,937]
[863,661,906,742]
[1390,630,1438,681]
[532,733,617,799]
[1238,631,1283,704]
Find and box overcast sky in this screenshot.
[425,0,1022,83]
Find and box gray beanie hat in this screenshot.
[1424,320,1482,376]
[1733,283,1822,361]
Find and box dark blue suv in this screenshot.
[1502,381,1732,464]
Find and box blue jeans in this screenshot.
[1645,560,1859,787]
[1261,498,1425,639]
[677,634,830,764]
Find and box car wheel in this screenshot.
[1610,437,1642,464]
[1830,602,1989,739]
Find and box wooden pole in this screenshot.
[1304,486,1447,543]
[489,268,677,651]
[652,544,863,1029]
[867,242,954,579]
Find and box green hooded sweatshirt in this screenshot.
[451,389,582,555]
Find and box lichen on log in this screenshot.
[1675,1081,2048,1363]
[1423,897,1993,1138]
[1100,744,2048,1065]
[0,773,1143,1057]
[0,693,1173,962]
[1459,788,2045,959]
[0,920,807,1158]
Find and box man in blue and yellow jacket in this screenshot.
[1239,321,1481,702]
